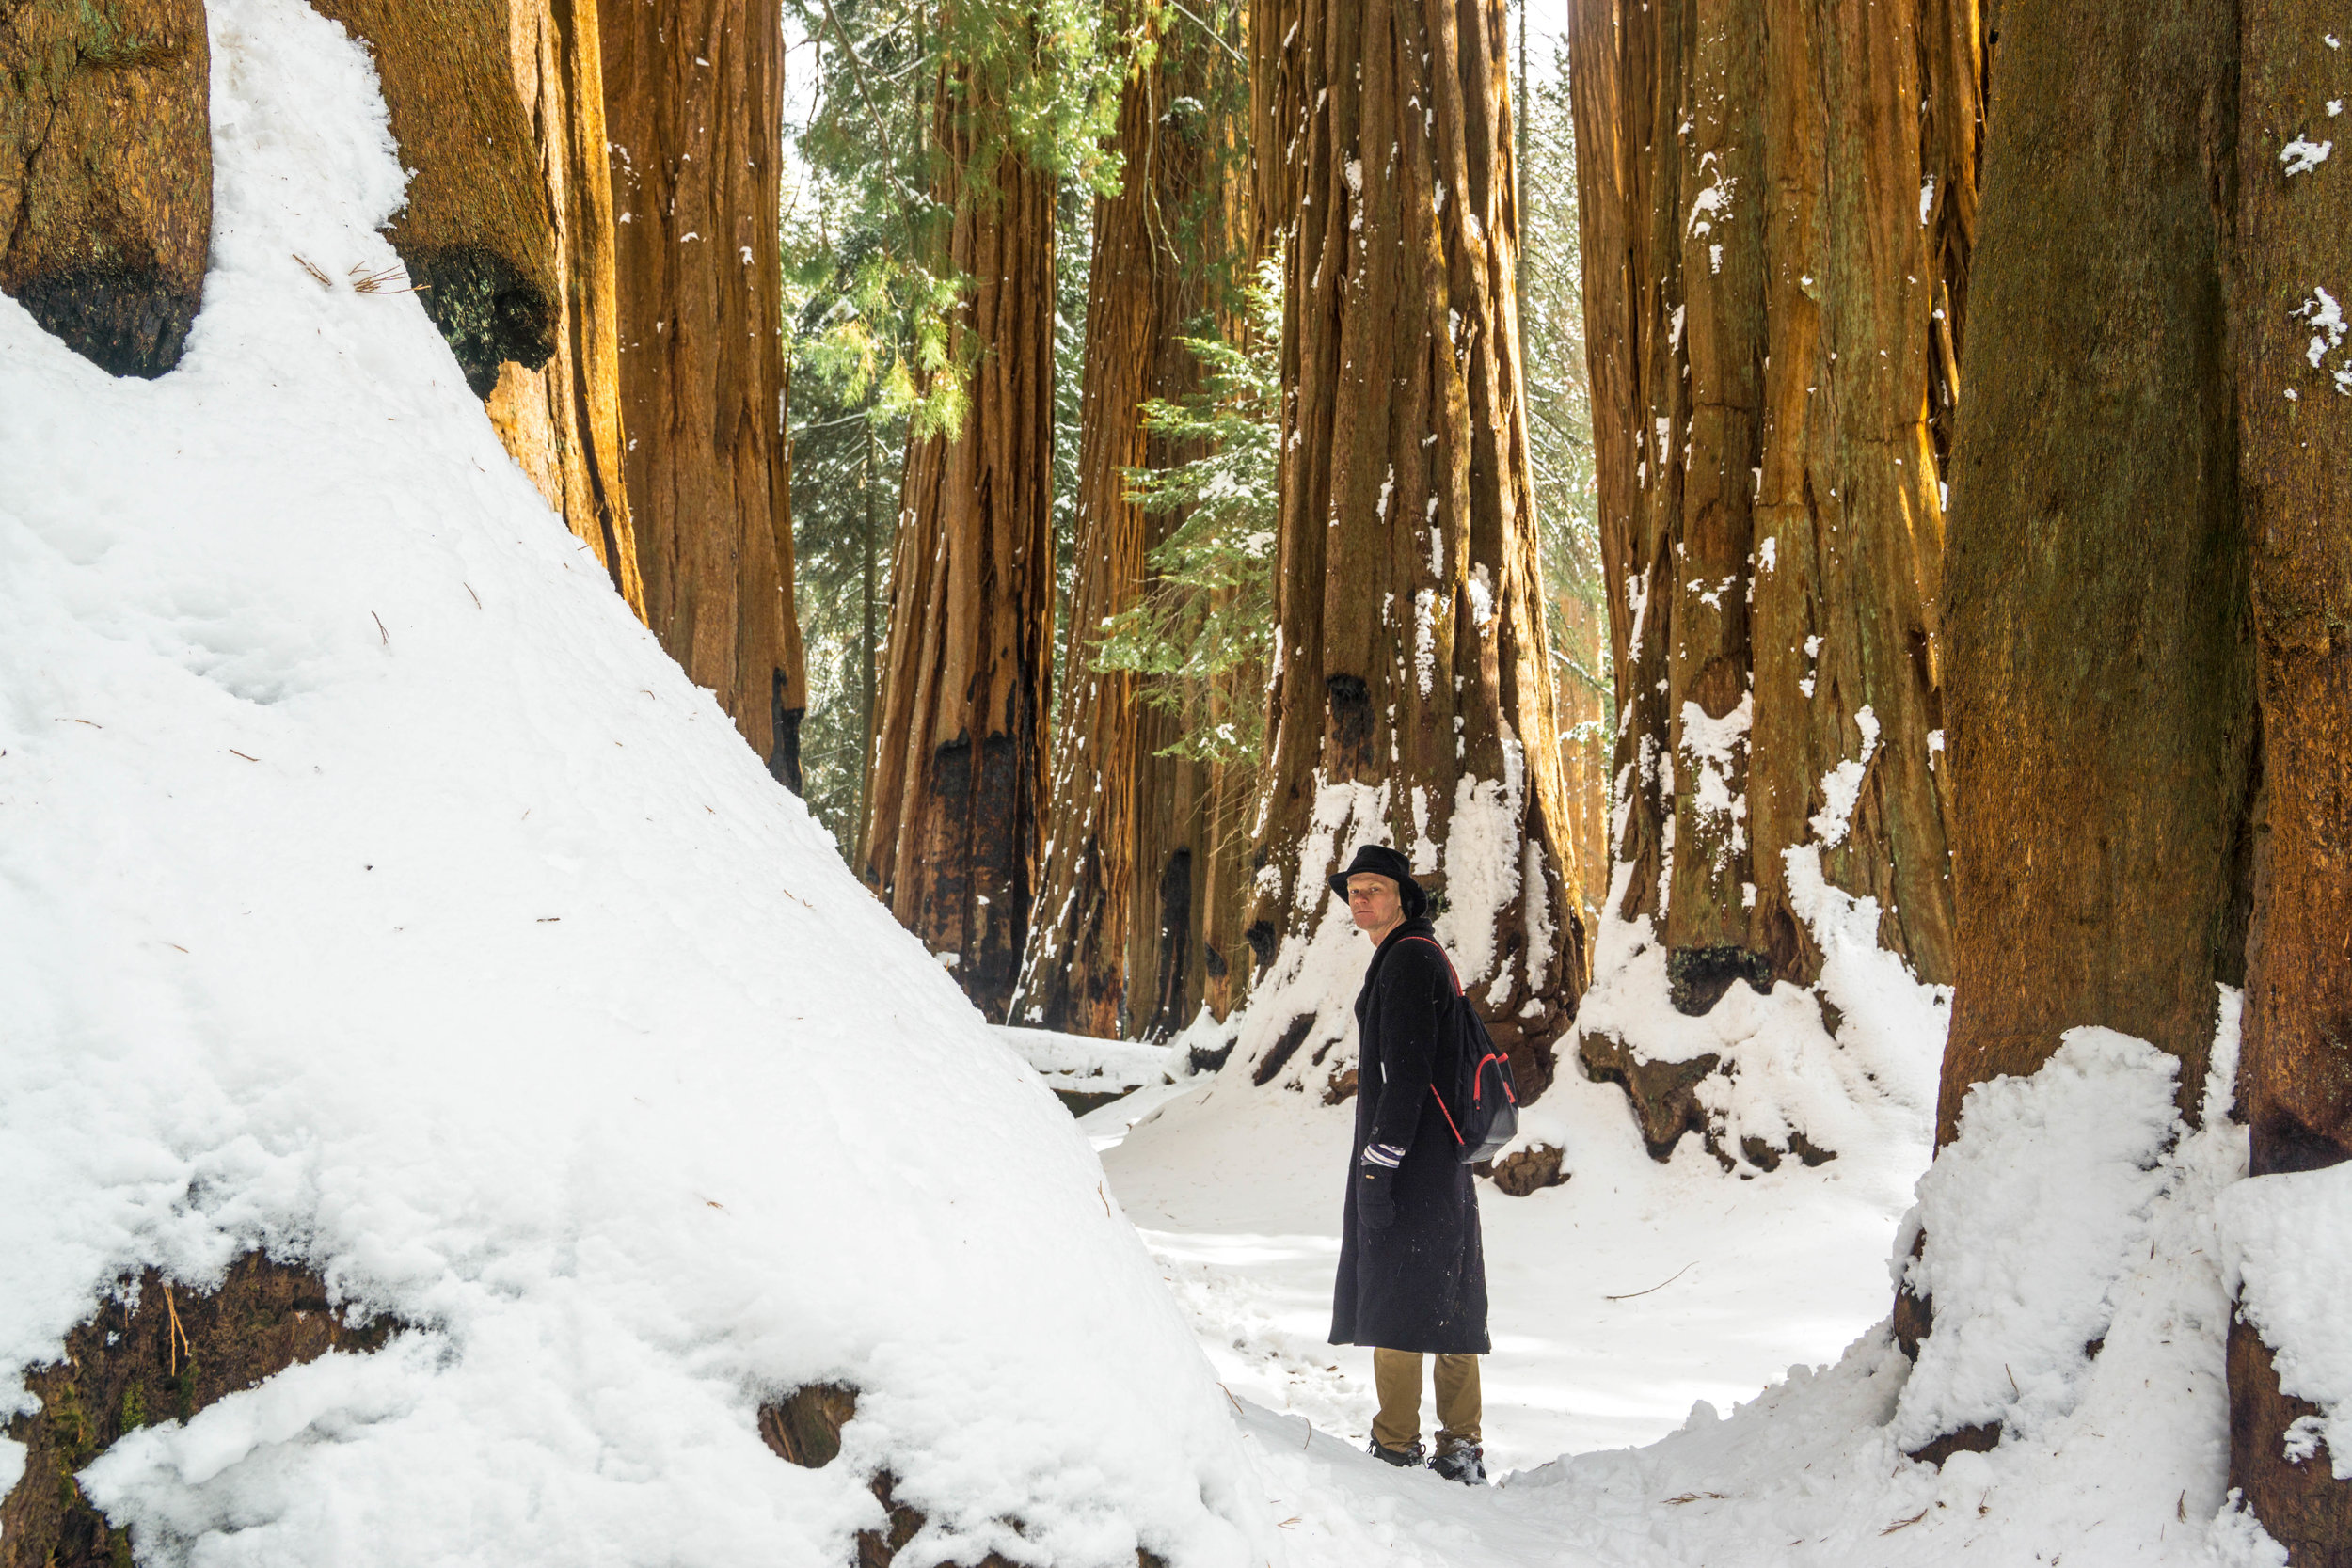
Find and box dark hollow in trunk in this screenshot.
[309,0,562,388]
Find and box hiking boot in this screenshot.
[1367,1437,1426,1467]
[1430,1442,1486,1485]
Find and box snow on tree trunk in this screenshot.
[2225,0,2352,1549]
[1015,14,1235,1037]
[0,0,211,377]
[310,0,562,394]
[484,0,646,616]
[1932,0,2253,1151]
[1566,0,1979,1160]
[861,55,1057,1023]
[601,0,808,788]
[1232,0,1578,1101]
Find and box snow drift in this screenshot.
[0,4,1259,1563]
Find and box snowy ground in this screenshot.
[1089,1059,1928,1475]
[0,0,2298,1560]
[1061,1010,2258,1568]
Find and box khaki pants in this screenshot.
[1370,1348,1482,1452]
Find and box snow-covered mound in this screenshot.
[1498,997,2251,1567]
[0,5,1260,1563]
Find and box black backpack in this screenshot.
[1398,936,1520,1164]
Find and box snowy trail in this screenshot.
[1091,1061,1931,1477]
[1086,1028,2255,1568]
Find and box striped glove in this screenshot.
[1358,1143,1405,1229]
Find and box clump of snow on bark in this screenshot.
[0,6,1265,1563]
[1678,692,1753,863]
[1891,1029,2182,1452]
[2280,135,2332,175]
[1809,704,1880,847]
[2218,1151,2352,1479]
[1573,689,1944,1168]
[1431,740,1525,989]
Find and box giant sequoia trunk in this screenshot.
[861,58,1057,1022]
[1908,5,2352,1546]
[1014,16,1242,1037]
[1238,0,1578,1099]
[0,0,210,378]
[485,0,645,610]
[2225,0,2352,1550]
[1567,0,1978,1147]
[1933,0,2251,1146]
[601,0,808,787]
[310,0,562,392]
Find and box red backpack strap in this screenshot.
[1396,934,1464,996]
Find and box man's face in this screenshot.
[1346,873,1403,935]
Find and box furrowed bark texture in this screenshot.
[1128,725,1255,1035]
[601,0,808,787]
[2227,0,2352,1551]
[1555,587,1609,979]
[1934,0,2253,1146]
[1568,0,1975,1047]
[0,0,209,377]
[1016,17,1242,1037]
[1245,0,1579,1098]
[485,0,645,612]
[863,60,1057,1022]
[309,0,562,394]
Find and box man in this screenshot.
[1326,843,1489,1485]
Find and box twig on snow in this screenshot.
[293,253,332,288]
[371,611,389,645]
[1605,1260,1696,1301]
[349,261,425,294]
[1880,1508,1929,1535]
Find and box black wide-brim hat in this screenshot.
[1327,843,1429,919]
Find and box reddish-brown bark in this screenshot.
[862,53,1057,1021]
[1017,15,1244,1037]
[1244,0,1579,1097]
[311,0,562,393]
[486,0,645,611]
[2226,0,2352,1547]
[1569,0,1976,1026]
[601,0,808,785]
[1933,0,2252,1145]
[0,0,211,378]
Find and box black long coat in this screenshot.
[1328,917,1490,1354]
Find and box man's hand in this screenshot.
[1359,1158,1399,1230]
